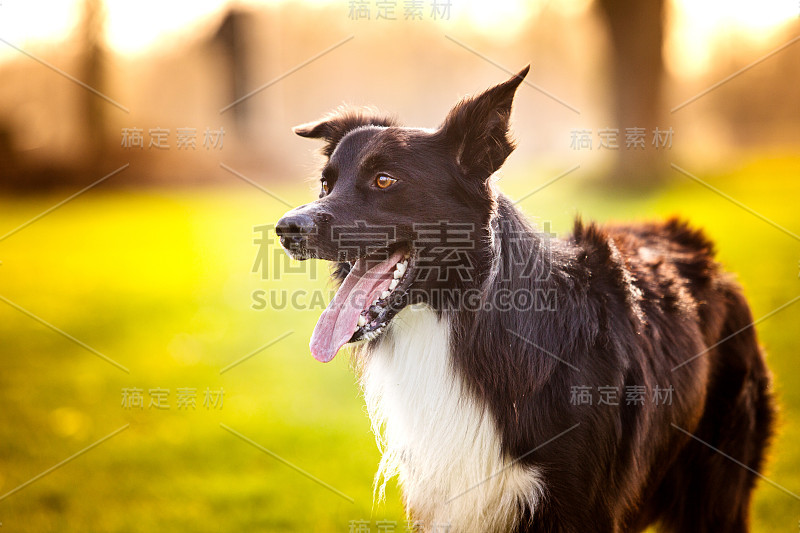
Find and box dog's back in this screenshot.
[565,216,774,532]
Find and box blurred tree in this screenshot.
[596,0,667,188]
[78,0,108,169]
[213,10,254,136]
[0,122,17,177]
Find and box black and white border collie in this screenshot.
[276,67,774,532]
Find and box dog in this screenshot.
[276,67,774,532]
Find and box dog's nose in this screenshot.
[276,213,316,248]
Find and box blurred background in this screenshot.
[0,0,798,531]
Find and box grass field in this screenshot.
[0,156,798,531]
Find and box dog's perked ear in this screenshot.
[438,66,529,181]
[293,107,398,158]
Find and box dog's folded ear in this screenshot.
[293,107,398,157]
[438,66,529,181]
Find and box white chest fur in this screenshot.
[359,305,543,532]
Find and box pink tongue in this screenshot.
[310,250,405,362]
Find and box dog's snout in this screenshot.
[276,213,316,248]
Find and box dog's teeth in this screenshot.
[381,290,391,299]
[395,262,407,276]
[393,269,402,279]
[389,279,399,291]
[358,315,367,327]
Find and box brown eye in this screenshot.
[321,180,329,195]
[375,174,397,189]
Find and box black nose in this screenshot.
[276,213,316,248]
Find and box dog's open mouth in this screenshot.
[310,247,413,362]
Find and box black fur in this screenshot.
[277,67,774,532]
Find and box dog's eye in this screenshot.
[375,174,397,189]
[321,180,330,195]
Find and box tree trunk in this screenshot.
[78,0,108,170]
[596,0,667,188]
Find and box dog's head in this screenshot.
[277,67,529,362]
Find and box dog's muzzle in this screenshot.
[276,210,316,258]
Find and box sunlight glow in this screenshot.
[103,0,226,55]
[0,0,795,65]
[0,1,79,59]
[667,0,798,77]
[462,0,536,37]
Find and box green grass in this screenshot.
[0,156,798,531]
